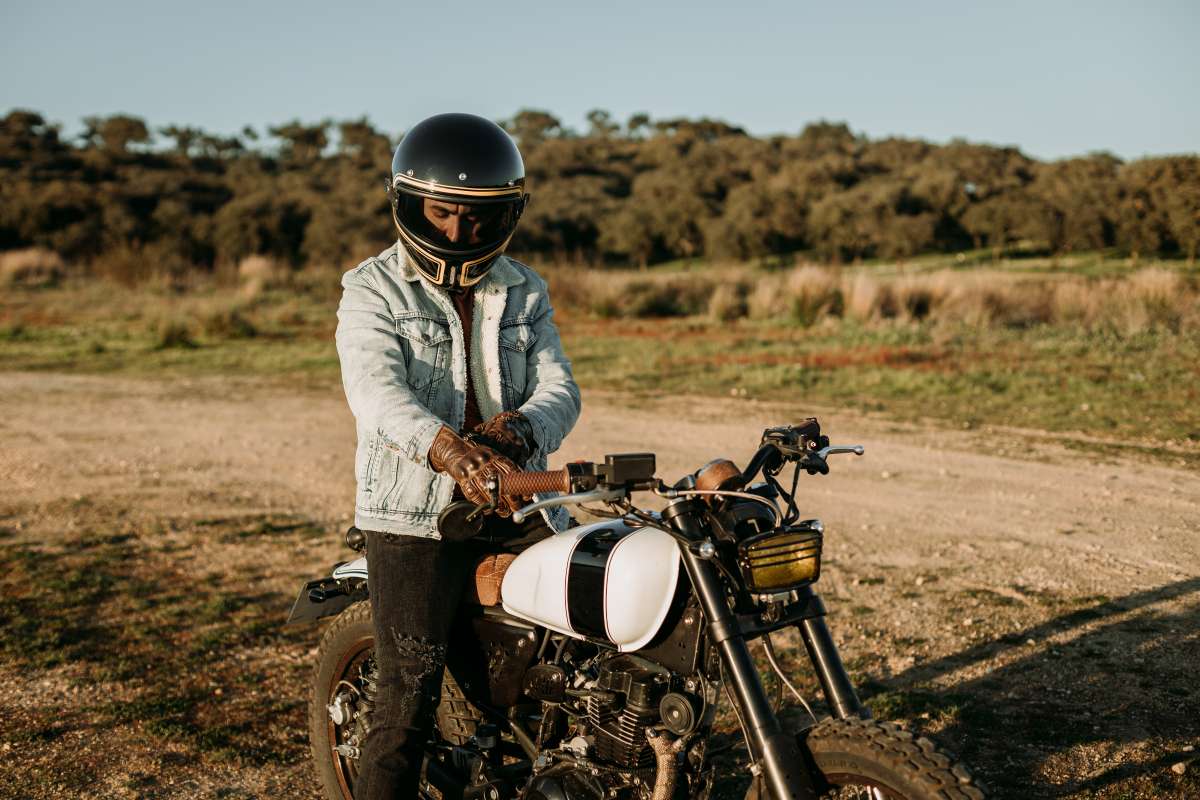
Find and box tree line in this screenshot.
[1,108,1197,278]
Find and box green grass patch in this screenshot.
[561,317,1200,449]
[3,263,1199,458]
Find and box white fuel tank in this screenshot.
[501,519,681,652]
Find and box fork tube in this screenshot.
[667,501,817,800]
[794,592,867,720]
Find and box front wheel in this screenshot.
[748,718,985,799]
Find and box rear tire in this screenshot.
[309,601,374,800]
[746,718,985,799]
[308,602,486,800]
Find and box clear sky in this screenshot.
[2,0,1196,161]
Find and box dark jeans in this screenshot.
[355,514,552,800]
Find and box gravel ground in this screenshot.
[0,372,1196,799]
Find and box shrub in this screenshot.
[201,303,258,339]
[575,272,716,318]
[708,282,749,321]
[747,274,790,319]
[543,265,605,315]
[90,243,192,287]
[624,280,688,317]
[845,274,883,321]
[749,266,843,324]
[788,267,844,325]
[538,260,1200,336]
[154,317,198,349]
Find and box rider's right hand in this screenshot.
[428,426,522,516]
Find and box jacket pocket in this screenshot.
[394,315,451,402]
[498,320,534,408]
[360,437,411,511]
[370,443,410,510]
[360,437,446,516]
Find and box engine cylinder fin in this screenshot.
[590,702,657,768]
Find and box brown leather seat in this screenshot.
[464,554,517,606]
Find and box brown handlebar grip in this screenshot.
[500,470,571,497]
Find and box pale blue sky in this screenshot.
[2,0,1196,160]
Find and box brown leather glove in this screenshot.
[428,426,522,517]
[471,410,537,466]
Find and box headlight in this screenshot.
[737,520,823,593]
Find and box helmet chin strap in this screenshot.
[444,265,464,291]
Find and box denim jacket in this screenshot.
[336,244,581,537]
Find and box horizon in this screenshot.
[5,105,1196,166]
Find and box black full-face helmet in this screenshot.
[388,113,528,289]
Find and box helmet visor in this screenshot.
[396,193,518,259]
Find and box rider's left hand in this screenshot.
[471,411,536,466]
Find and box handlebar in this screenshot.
[487,435,863,524]
[499,470,572,497]
[496,466,643,523]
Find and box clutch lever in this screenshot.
[512,486,627,524]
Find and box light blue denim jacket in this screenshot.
[336,244,581,537]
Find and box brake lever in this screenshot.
[817,445,865,458]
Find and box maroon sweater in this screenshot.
[450,287,484,433]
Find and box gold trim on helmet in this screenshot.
[393,173,524,200]
[395,223,447,283]
[458,232,516,288]
[394,211,514,289]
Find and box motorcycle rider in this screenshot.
[334,112,580,799]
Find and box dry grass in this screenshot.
[2,251,1197,451]
[0,248,65,289]
[9,246,1195,337]
[707,282,749,321]
[236,255,289,298]
[544,266,715,319]
[544,262,1200,334]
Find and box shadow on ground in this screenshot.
[0,500,325,796]
[848,578,1200,798]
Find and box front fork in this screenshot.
[670,503,865,800]
[795,601,866,721]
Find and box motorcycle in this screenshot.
[287,420,985,799]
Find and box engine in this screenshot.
[585,655,668,768]
[522,649,714,800]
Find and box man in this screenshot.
[335,112,580,799]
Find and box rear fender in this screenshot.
[284,557,368,625]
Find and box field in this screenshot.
[1,252,1198,799]
[3,250,1198,456]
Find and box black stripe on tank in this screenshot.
[566,527,622,641]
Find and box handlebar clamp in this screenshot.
[761,419,830,461]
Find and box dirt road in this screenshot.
[1,372,1197,798]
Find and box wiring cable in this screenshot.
[761,633,817,726]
